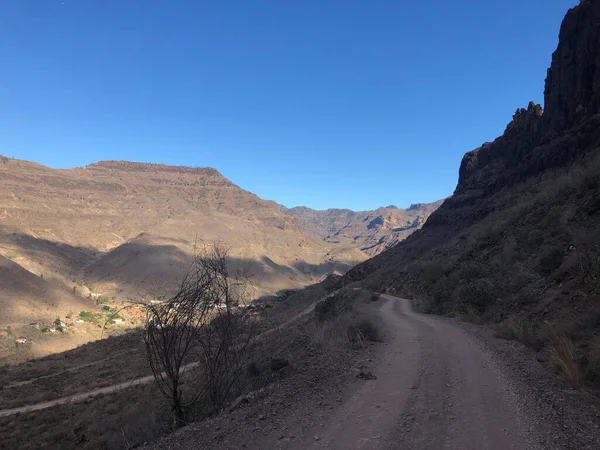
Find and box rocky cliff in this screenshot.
[544,0,600,135]
[345,0,600,362]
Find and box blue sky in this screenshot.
[0,0,577,211]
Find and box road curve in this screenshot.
[291,294,541,450]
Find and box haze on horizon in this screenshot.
[0,0,576,210]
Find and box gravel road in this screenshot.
[287,294,540,450]
[150,294,600,449]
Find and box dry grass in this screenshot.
[548,335,582,389]
[302,321,348,350]
[346,318,383,347]
[303,289,384,350]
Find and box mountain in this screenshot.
[284,201,443,256]
[344,0,600,368]
[0,159,365,360]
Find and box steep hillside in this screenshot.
[0,159,365,361]
[346,0,600,382]
[285,201,443,256]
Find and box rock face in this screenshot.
[343,0,600,329]
[452,1,600,203]
[543,0,600,135]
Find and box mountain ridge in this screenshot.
[0,157,366,361]
[285,201,443,256]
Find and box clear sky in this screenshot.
[0,0,577,211]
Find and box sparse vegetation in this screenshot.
[346,318,383,346]
[495,317,545,351]
[78,311,102,325]
[315,291,350,322]
[549,335,582,389]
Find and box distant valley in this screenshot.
[0,158,438,362]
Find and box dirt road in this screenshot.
[289,295,540,450]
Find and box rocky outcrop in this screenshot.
[344,0,600,288]
[543,0,600,135]
[449,0,600,202]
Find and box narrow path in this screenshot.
[288,295,540,450]
[0,295,323,418]
[0,370,156,418]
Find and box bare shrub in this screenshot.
[144,243,260,427]
[548,335,582,389]
[346,318,383,345]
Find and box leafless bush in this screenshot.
[144,242,261,427]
